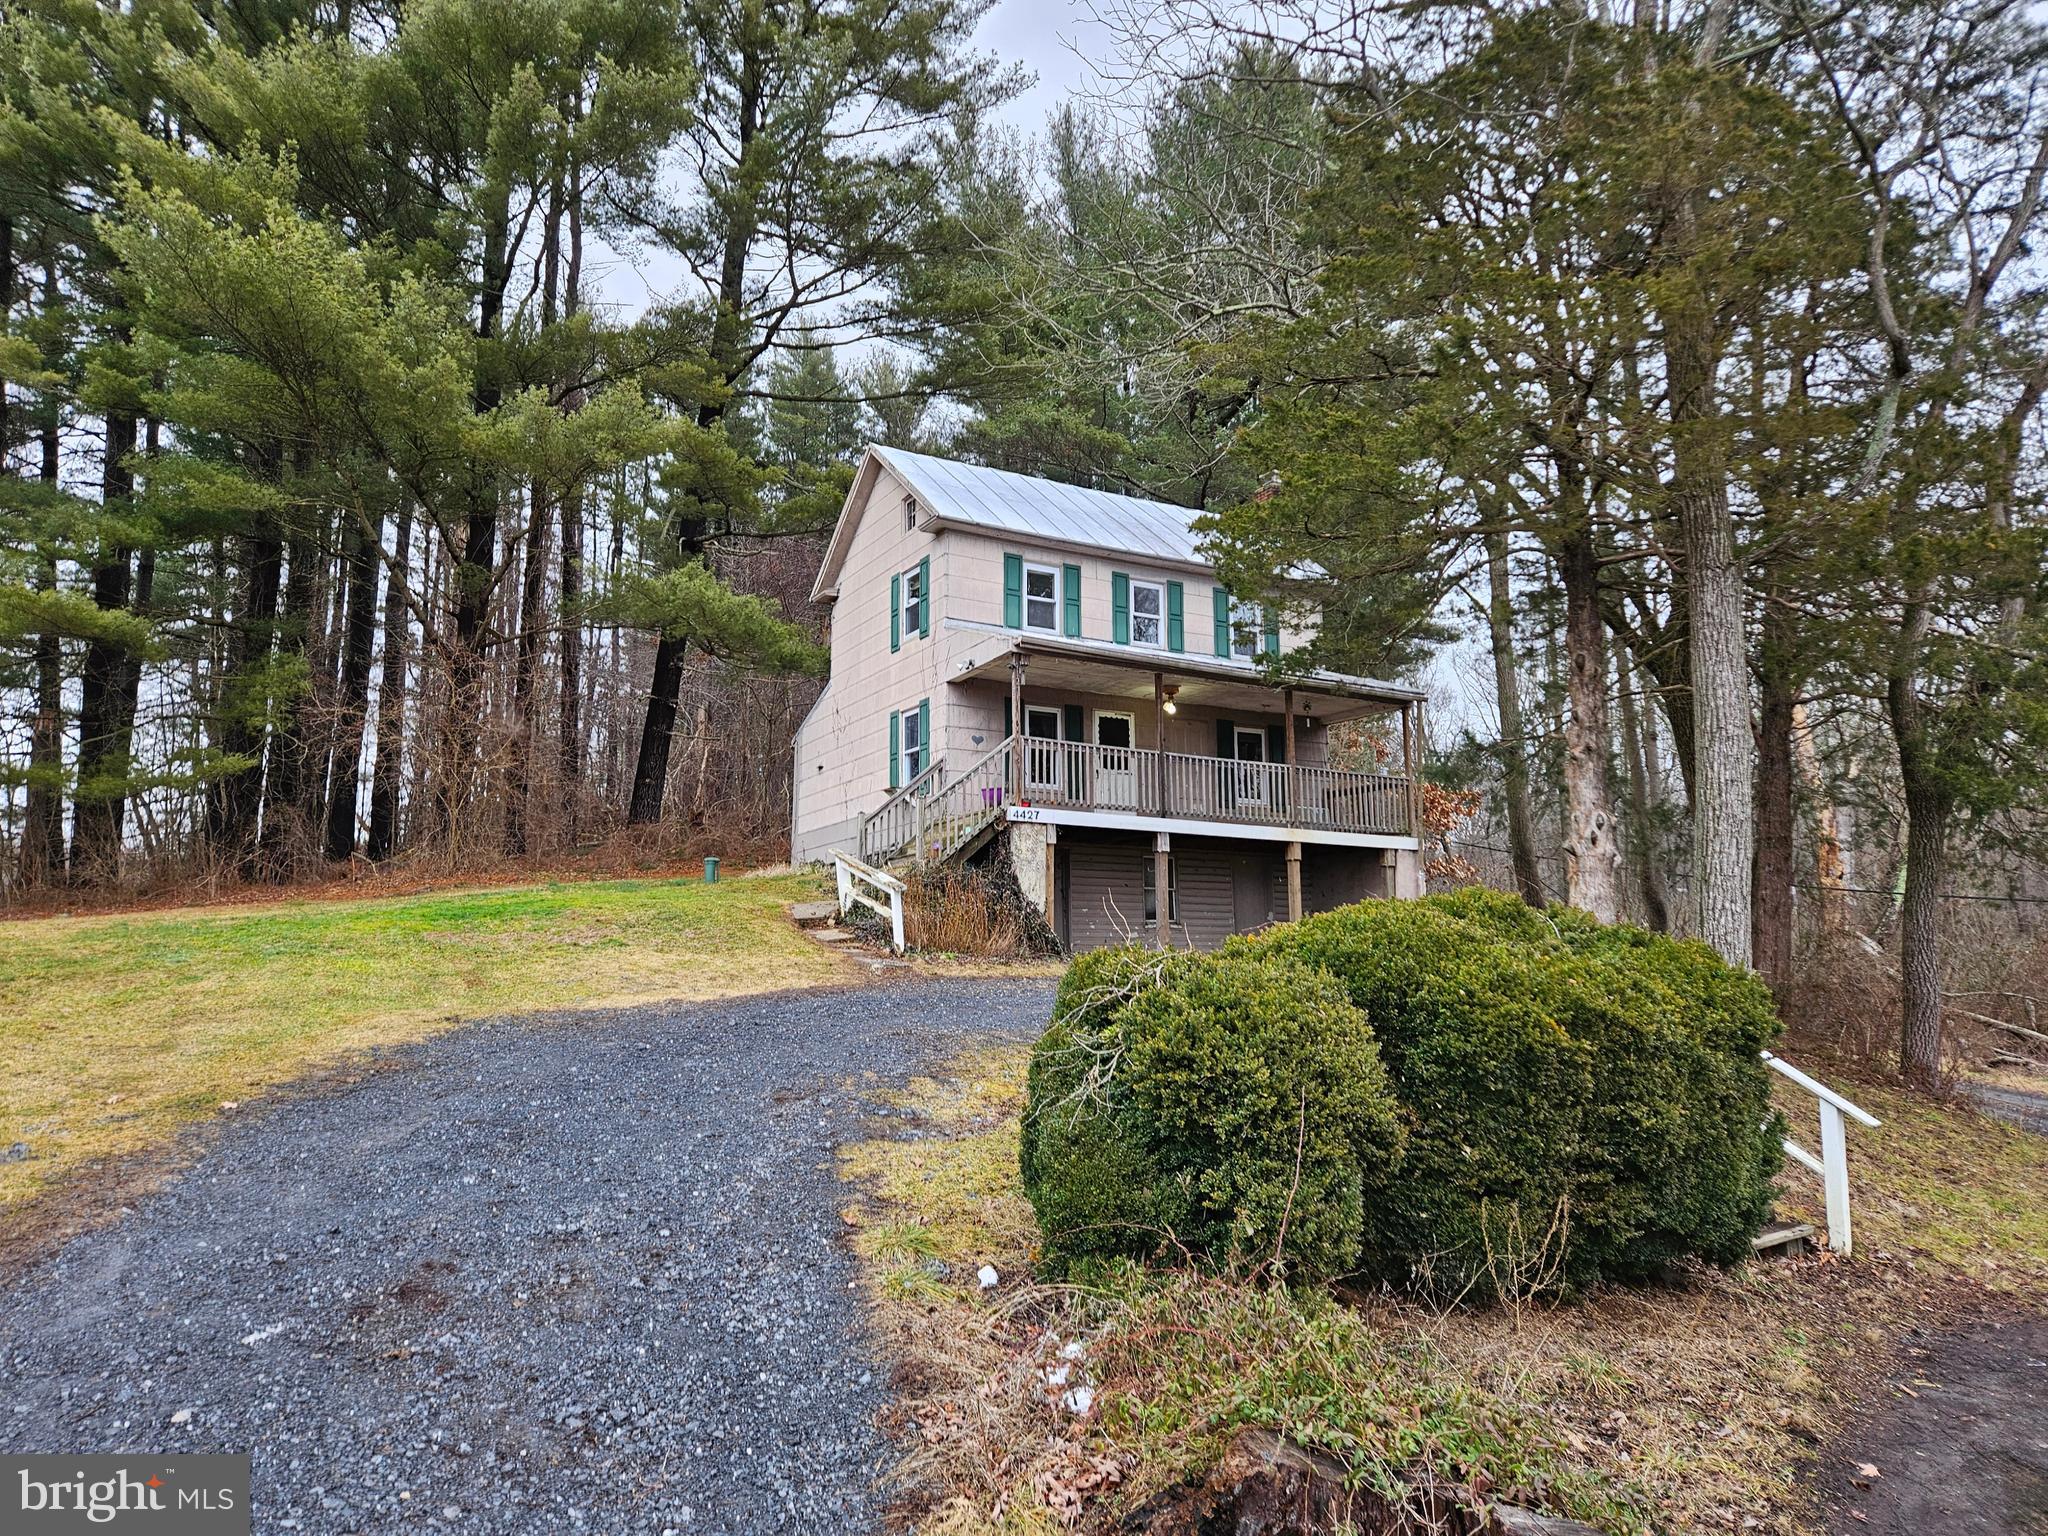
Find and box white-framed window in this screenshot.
[1130,578,1165,647]
[1231,598,1264,659]
[1023,562,1060,632]
[901,704,926,781]
[901,562,925,637]
[1143,854,1178,923]
[904,495,918,531]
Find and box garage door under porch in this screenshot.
[1012,825,1398,953]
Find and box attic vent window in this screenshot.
[904,495,918,530]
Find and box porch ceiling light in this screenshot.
[1161,684,1180,715]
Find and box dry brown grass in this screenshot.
[899,862,1061,961]
[2,869,843,1256]
[838,1046,1079,1534]
[839,1042,2048,1536]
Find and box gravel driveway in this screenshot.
[0,976,1055,1535]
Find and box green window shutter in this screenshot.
[1166,581,1184,652]
[1262,607,1280,657]
[1111,571,1130,644]
[1062,563,1081,637]
[1216,718,1236,758]
[1003,552,1023,628]
[1062,703,1084,741]
[888,710,901,789]
[917,555,931,637]
[1002,696,1012,738]
[917,698,930,770]
[1213,586,1231,656]
[890,571,901,653]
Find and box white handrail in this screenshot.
[831,849,906,954]
[1762,1051,1881,1257]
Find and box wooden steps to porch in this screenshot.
[790,900,840,929]
[1751,1219,1817,1260]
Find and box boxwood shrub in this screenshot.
[1019,946,1407,1283]
[1239,888,1784,1296]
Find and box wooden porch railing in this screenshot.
[859,738,1418,866]
[858,756,945,864]
[1016,739,1414,837]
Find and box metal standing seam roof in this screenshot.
[871,446,1212,568]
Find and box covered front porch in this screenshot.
[953,633,1425,841]
[857,634,1426,940]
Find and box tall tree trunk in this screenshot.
[209,455,285,872]
[557,153,587,843]
[108,421,161,855]
[0,213,10,454]
[442,193,514,849]
[629,49,761,826]
[1663,261,1753,965]
[1792,702,1847,934]
[1616,648,1669,932]
[689,699,715,816]
[323,506,382,861]
[70,399,139,879]
[1483,530,1544,906]
[1558,524,1620,921]
[1894,763,1949,1090]
[261,526,320,876]
[21,258,65,883]
[1887,597,1945,1090]
[504,487,550,856]
[366,499,415,861]
[1751,604,1796,988]
[506,170,568,861]
[1607,605,1697,810]
[558,488,586,829]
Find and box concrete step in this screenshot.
[1752,1219,1816,1259]
[790,900,839,929]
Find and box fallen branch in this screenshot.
[1944,1004,2048,1046]
[1988,1051,2047,1070]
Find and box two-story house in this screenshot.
[792,447,1426,951]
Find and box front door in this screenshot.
[1232,855,1271,932]
[1233,726,1268,804]
[1024,706,1063,793]
[1095,712,1136,810]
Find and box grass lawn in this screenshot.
[839,1045,2048,1536]
[1,869,843,1234]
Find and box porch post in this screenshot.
[1153,670,1168,816]
[1282,685,1296,823]
[1044,823,1059,944]
[1009,653,1025,800]
[1285,839,1303,923]
[1400,701,1418,836]
[1154,830,1172,949]
[1409,698,1426,839]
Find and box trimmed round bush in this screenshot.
[1020,947,1407,1283]
[1238,887,1783,1297]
